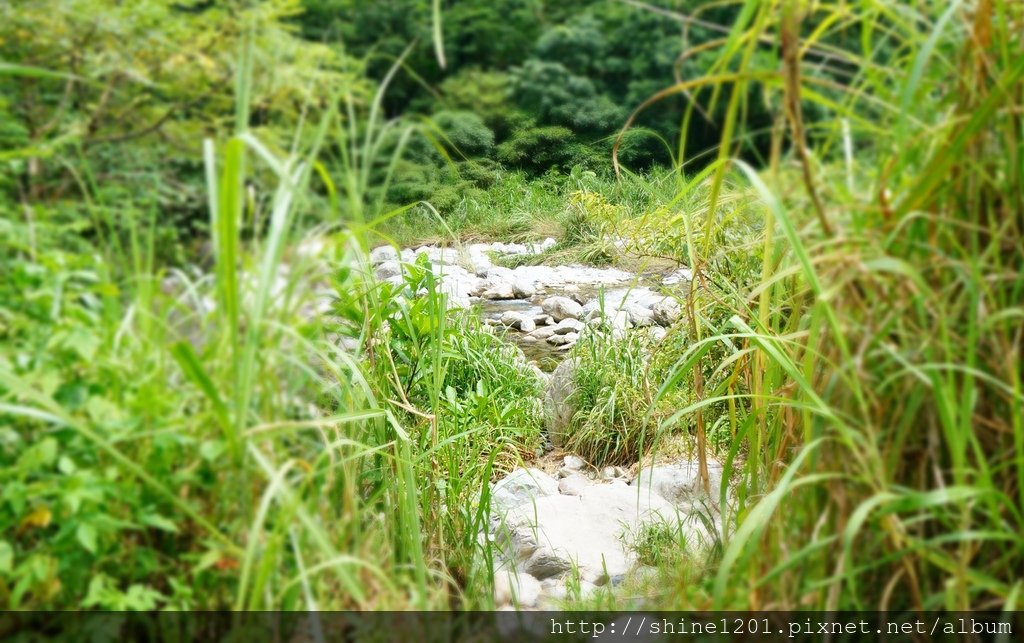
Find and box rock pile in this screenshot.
[366,240,691,356]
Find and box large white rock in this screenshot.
[541,296,583,322]
[609,310,631,331]
[499,484,682,584]
[491,468,560,514]
[631,461,725,512]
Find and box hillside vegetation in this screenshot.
[1,0,1021,612]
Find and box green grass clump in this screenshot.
[561,328,662,466]
[627,0,1024,612]
[623,521,689,569]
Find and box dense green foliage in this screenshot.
[1,0,1022,616]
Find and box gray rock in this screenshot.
[491,467,560,514]
[539,578,567,602]
[610,310,631,331]
[369,245,399,265]
[374,260,402,280]
[568,292,588,305]
[512,279,536,299]
[481,281,516,300]
[647,326,667,342]
[529,326,557,341]
[524,549,572,580]
[625,304,655,327]
[541,296,583,322]
[544,358,579,448]
[547,332,578,346]
[500,311,536,332]
[552,318,584,335]
[652,298,682,326]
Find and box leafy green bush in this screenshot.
[496,125,575,174]
[430,110,495,158]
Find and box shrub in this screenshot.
[430,110,495,158]
[496,125,575,174]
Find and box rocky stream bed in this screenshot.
[369,240,726,609]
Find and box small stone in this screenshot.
[494,570,542,608]
[558,475,588,496]
[563,455,586,470]
[547,332,578,346]
[652,298,682,326]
